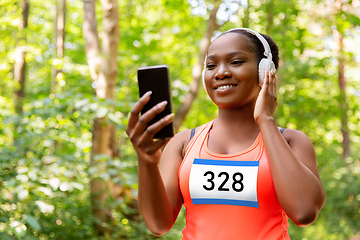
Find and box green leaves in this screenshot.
[1,0,360,239]
[26,215,41,231]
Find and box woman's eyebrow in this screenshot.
[228,51,248,56]
[207,51,248,59]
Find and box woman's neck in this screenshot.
[207,104,260,154]
[216,102,258,131]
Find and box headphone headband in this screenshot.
[222,28,273,61]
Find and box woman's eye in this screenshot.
[231,60,244,65]
[206,64,216,69]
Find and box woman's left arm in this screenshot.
[255,71,326,226]
[259,119,325,226]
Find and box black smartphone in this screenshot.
[137,65,174,139]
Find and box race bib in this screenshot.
[189,158,259,208]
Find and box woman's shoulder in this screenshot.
[169,121,210,158]
[280,128,309,138]
[280,128,313,148]
[171,128,193,142]
[170,121,211,145]
[163,129,193,158]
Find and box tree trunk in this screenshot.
[99,0,119,101]
[333,0,350,159]
[173,0,221,132]
[83,0,101,87]
[83,0,105,233]
[83,0,119,234]
[14,0,30,114]
[51,0,66,93]
[333,28,350,158]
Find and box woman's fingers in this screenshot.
[270,69,277,96]
[265,70,276,97]
[126,91,152,136]
[127,89,174,142]
[137,113,174,155]
[136,100,169,135]
[261,70,270,93]
[142,113,174,139]
[126,91,174,164]
[268,70,273,94]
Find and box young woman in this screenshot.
[126,28,326,239]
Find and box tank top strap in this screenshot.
[184,120,214,160]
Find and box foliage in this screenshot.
[0,0,360,239]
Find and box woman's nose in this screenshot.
[215,64,231,80]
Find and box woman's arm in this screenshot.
[258,119,325,226]
[137,134,185,235]
[254,71,326,226]
[126,91,185,235]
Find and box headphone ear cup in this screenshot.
[258,58,275,85]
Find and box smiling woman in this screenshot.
[126,28,326,240]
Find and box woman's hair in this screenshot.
[218,29,280,70]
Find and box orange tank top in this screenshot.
[178,120,290,240]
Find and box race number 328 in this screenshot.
[189,158,259,208]
[203,171,244,192]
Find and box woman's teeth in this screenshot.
[216,85,236,90]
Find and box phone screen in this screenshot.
[137,65,174,139]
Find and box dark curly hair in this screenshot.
[217,29,280,70]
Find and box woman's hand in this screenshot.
[126,91,174,164]
[254,70,277,124]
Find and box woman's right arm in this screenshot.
[126,91,185,235]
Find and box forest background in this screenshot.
[0,0,360,239]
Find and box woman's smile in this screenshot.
[214,84,237,91]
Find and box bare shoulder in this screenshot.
[162,129,193,159]
[281,128,313,148]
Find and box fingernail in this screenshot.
[157,100,168,108]
[143,91,152,98]
[165,113,174,121]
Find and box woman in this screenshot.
[126,28,326,239]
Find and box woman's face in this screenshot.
[204,32,261,110]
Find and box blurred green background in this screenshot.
[0,0,360,239]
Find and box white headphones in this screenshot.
[202,28,276,92]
